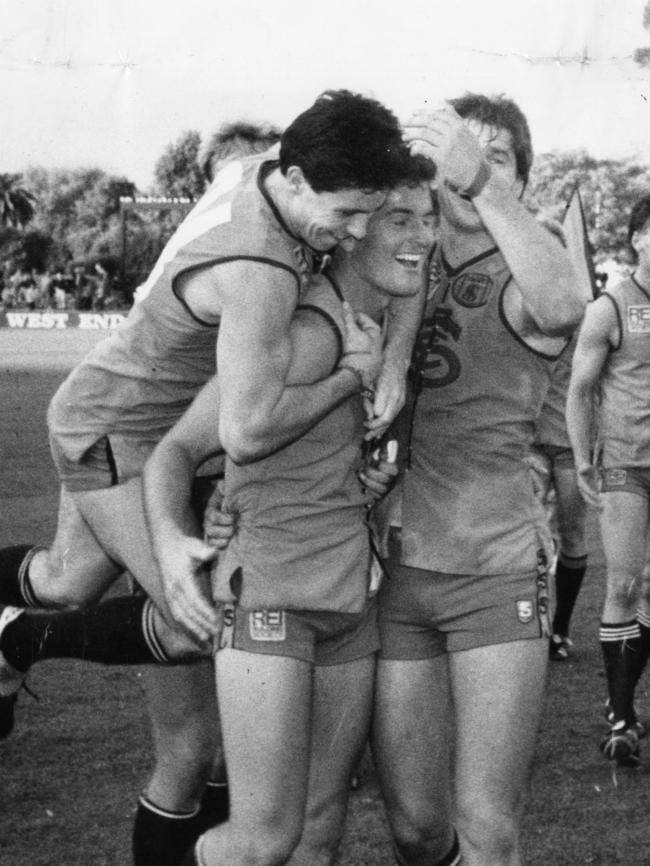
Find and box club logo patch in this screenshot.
[516,600,534,624]
[249,610,286,642]
[627,305,650,333]
[451,273,492,307]
[605,468,627,486]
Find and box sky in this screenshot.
[2,0,649,190]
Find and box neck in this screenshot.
[263,168,303,240]
[329,255,388,323]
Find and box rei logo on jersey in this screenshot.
[627,305,650,334]
[249,610,286,641]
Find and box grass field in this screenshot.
[1,328,649,865]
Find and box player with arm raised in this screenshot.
[373,94,584,866]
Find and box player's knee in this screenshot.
[606,578,639,613]
[457,799,517,862]
[206,818,302,866]
[390,806,452,864]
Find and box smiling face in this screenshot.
[439,119,524,233]
[287,167,387,252]
[347,182,436,297]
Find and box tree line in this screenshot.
[1,127,649,303]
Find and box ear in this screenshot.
[285,165,306,193]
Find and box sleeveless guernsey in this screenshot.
[599,275,650,468]
[48,154,310,461]
[534,335,576,449]
[401,244,560,574]
[214,275,372,614]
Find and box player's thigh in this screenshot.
[552,463,587,554]
[72,476,168,612]
[143,661,219,747]
[142,662,221,808]
[295,654,375,860]
[451,638,547,817]
[34,485,122,605]
[372,656,453,823]
[599,490,649,582]
[215,648,312,835]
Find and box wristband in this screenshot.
[462,160,492,198]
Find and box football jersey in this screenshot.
[214,274,372,614]
[400,243,561,574]
[599,275,650,468]
[48,153,311,463]
[534,335,576,449]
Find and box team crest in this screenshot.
[516,600,534,624]
[451,273,492,308]
[627,305,650,333]
[605,468,627,486]
[249,610,286,642]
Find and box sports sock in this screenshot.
[552,552,587,637]
[0,596,171,672]
[133,795,200,866]
[197,780,230,832]
[394,830,460,866]
[600,620,643,726]
[635,608,650,686]
[0,545,43,606]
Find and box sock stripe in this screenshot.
[600,622,641,642]
[19,546,44,607]
[557,551,587,568]
[636,609,650,629]
[138,794,199,820]
[141,598,172,663]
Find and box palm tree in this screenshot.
[0,173,37,228]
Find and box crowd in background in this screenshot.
[0,261,128,313]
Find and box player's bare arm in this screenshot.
[406,105,584,337]
[215,260,382,463]
[143,377,225,640]
[566,297,617,508]
[366,287,426,438]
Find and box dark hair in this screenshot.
[201,121,282,181]
[449,93,533,185]
[628,196,650,257]
[279,90,411,193]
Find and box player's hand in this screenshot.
[339,302,383,390]
[576,464,602,509]
[159,535,221,641]
[364,357,407,440]
[203,480,235,549]
[405,105,489,195]
[360,460,399,505]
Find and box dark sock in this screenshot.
[0,596,170,672]
[552,552,587,637]
[394,830,460,866]
[600,620,643,726]
[635,608,650,687]
[197,781,229,833]
[180,844,201,866]
[133,795,200,866]
[0,545,42,606]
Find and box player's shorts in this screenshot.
[214,597,379,666]
[536,443,575,469]
[50,433,157,492]
[378,530,550,660]
[600,465,650,499]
